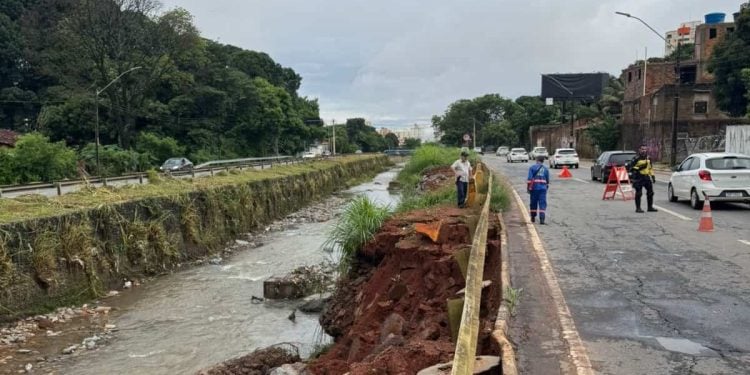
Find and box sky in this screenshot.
[160,0,743,130]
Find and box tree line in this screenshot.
[0,0,401,184]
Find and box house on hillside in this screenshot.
[0,129,18,148]
[620,15,750,162]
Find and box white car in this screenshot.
[529,147,549,160]
[550,148,580,169]
[507,148,529,163]
[302,152,317,159]
[496,146,509,157]
[668,152,750,209]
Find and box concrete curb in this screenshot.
[491,212,518,375]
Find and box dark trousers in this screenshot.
[530,190,547,221]
[456,181,468,207]
[633,177,654,209]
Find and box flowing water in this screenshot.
[48,168,401,375]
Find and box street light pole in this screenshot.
[472,118,476,149]
[95,66,142,173]
[615,11,680,165]
[331,119,336,155]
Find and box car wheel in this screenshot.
[668,184,678,202]
[591,169,596,181]
[690,189,704,210]
[574,164,579,169]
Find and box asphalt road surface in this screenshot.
[485,155,750,375]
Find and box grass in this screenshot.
[0,155,380,224]
[322,196,391,274]
[490,176,510,212]
[504,286,524,316]
[396,185,456,213]
[396,145,478,189]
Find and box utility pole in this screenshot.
[331,119,336,155]
[472,118,476,149]
[670,40,681,166]
[95,66,142,174]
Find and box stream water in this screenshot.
[47,168,400,375]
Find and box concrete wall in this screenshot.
[726,125,750,155]
[529,121,597,159]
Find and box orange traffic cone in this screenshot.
[558,166,573,179]
[697,196,714,232]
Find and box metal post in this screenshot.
[210,168,214,176]
[331,119,336,156]
[56,182,62,196]
[191,168,195,178]
[102,177,108,187]
[670,40,681,166]
[139,173,144,184]
[95,91,100,174]
[472,118,476,149]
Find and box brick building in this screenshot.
[0,129,17,148]
[619,17,749,162]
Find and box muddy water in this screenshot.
[48,168,400,375]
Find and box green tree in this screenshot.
[403,137,422,149]
[135,132,186,165]
[433,94,521,146]
[665,43,695,62]
[79,143,148,176]
[481,121,518,147]
[598,77,624,117]
[11,133,77,183]
[708,6,750,116]
[384,132,399,149]
[586,117,620,152]
[0,148,16,184]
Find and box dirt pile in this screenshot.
[309,207,486,374]
[418,166,455,192]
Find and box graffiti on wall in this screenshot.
[643,138,662,161]
[680,131,725,157]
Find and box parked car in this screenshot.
[668,152,750,209]
[160,157,193,172]
[507,148,529,163]
[590,151,637,182]
[302,151,317,159]
[550,148,580,169]
[529,147,549,160]
[322,150,331,156]
[496,146,509,157]
[473,147,484,155]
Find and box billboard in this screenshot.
[541,73,609,100]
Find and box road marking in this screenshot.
[652,205,692,221]
[506,178,595,375]
[572,178,590,184]
[739,240,750,247]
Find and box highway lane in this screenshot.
[486,155,750,375]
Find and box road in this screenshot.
[485,155,750,375]
[0,161,293,199]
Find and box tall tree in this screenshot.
[709,6,750,117]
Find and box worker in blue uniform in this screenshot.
[527,155,550,224]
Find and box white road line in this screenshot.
[506,179,595,375]
[572,178,590,184]
[739,240,750,247]
[652,205,692,221]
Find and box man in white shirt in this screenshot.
[451,150,472,208]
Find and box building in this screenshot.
[620,13,749,162]
[665,21,702,55]
[0,129,17,148]
[379,125,428,145]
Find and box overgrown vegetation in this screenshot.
[0,155,388,319]
[489,178,510,212]
[323,196,391,274]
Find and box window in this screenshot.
[709,28,717,39]
[679,66,697,85]
[728,27,735,33]
[679,157,694,171]
[628,71,632,82]
[687,157,701,171]
[694,101,708,114]
[706,156,750,170]
[638,69,642,80]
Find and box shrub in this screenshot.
[79,143,149,177]
[323,196,390,273]
[11,133,77,183]
[136,132,187,166]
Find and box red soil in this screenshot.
[310,207,491,374]
[418,166,455,192]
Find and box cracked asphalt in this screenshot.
[485,155,750,375]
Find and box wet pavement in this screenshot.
[1,168,400,375]
[486,155,750,374]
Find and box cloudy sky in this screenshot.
[160,0,741,129]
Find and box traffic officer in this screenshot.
[527,155,550,224]
[629,145,658,213]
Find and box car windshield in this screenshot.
[535,148,547,152]
[609,153,635,164]
[511,148,525,152]
[163,158,183,166]
[706,156,750,170]
[557,149,575,154]
[498,147,508,151]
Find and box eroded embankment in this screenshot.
[0,156,389,321]
[309,207,503,374]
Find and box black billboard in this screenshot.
[541,73,608,100]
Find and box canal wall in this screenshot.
[0,155,389,320]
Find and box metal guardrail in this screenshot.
[0,155,315,198]
[452,166,493,375]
